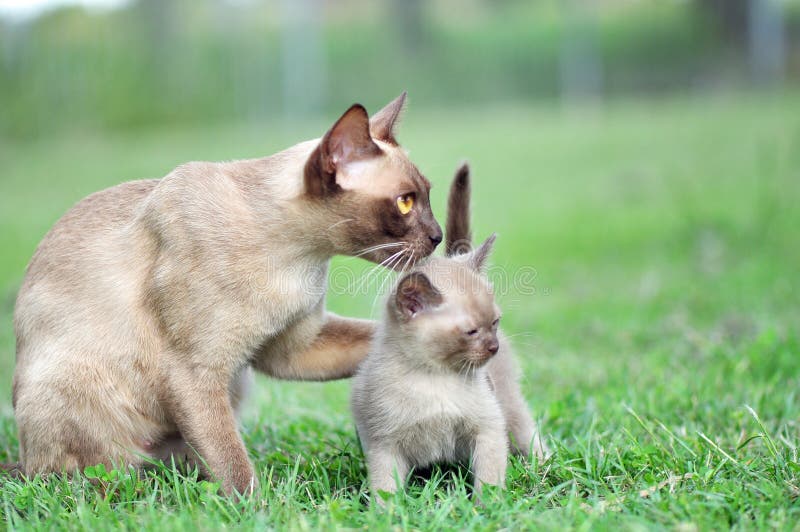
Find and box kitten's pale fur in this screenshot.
[11,93,443,494]
[446,164,549,458]
[352,236,508,501]
[351,165,548,503]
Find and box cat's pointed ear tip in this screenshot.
[343,103,369,118]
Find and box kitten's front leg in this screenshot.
[471,429,508,500]
[367,445,409,506]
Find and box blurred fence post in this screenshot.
[280,0,327,119]
[748,0,785,86]
[391,0,425,55]
[560,1,603,106]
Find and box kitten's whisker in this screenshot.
[457,359,470,384]
[504,332,537,339]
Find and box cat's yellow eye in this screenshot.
[396,193,415,215]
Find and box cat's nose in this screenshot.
[429,230,443,248]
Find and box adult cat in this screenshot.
[11,93,442,494]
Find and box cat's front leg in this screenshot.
[253,312,375,381]
[366,445,409,506]
[471,428,508,500]
[162,362,256,496]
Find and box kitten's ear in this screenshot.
[395,271,443,319]
[461,233,496,272]
[445,162,472,257]
[320,104,382,175]
[369,91,407,144]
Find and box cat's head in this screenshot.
[303,93,442,268]
[387,234,500,372]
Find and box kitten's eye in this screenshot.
[466,329,478,336]
[492,318,500,327]
[396,193,415,215]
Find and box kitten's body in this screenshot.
[351,165,548,501]
[352,243,508,499]
[12,94,443,494]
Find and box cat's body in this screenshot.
[12,94,443,494]
[351,165,548,502]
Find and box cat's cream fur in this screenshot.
[12,93,442,494]
[351,165,548,503]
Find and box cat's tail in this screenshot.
[445,162,472,257]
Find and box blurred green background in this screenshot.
[1,1,800,527]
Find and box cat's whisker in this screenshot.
[369,249,407,317]
[399,251,414,274]
[352,242,406,258]
[351,249,405,295]
[326,218,356,232]
[349,265,380,296]
[350,262,386,295]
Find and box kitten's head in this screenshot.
[387,234,500,372]
[304,92,442,268]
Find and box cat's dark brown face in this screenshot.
[389,236,501,373]
[304,93,442,268]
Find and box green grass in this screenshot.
[1,92,799,529]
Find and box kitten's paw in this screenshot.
[512,433,552,461]
[531,437,552,461]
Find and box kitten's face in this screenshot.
[304,94,442,268]
[390,238,501,372]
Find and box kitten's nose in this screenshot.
[429,230,443,248]
[487,341,499,356]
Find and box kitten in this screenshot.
[11,93,442,495]
[351,165,549,503]
[446,164,549,459]
[351,235,509,501]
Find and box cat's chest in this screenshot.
[251,257,328,330]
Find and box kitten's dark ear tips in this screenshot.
[370,91,408,144]
[445,161,472,257]
[395,271,443,319]
[466,233,496,272]
[320,104,381,175]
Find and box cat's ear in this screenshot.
[369,91,407,144]
[395,271,443,319]
[320,104,382,175]
[445,162,472,257]
[461,233,496,272]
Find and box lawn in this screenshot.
[1,92,799,529]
